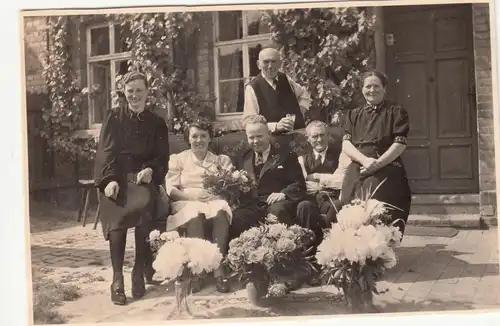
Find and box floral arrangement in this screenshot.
[315,188,402,312]
[227,222,316,300]
[148,230,222,282]
[202,165,256,209]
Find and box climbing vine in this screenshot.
[41,13,207,161]
[263,8,376,125]
[41,16,97,162]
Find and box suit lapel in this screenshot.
[243,150,257,181]
[259,144,281,179]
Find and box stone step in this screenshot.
[410,194,480,215]
[407,214,497,228]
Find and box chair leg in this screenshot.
[93,189,100,230]
[82,189,91,227]
[77,188,86,222]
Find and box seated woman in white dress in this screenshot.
[165,118,232,293]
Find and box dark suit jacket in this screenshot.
[235,141,306,203]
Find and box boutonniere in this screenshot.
[269,154,281,166]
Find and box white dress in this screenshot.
[165,150,233,231]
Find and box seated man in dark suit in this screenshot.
[296,121,350,272]
[297,121,350,229]
[229,115,307,240]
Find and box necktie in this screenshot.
[315,154,322,167]
[254,152,264,176]
[255,152,264,166]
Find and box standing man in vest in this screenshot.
[243,48,311,133]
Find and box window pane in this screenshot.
[246,11,272,36]
[114,23,131,53]
[218,46,243,80]
[90,26,110,56]
[219,80,244,113]
[248,41,273,77]
[89,61,111,124]
[115,60,131,77]
[218,11,242,42]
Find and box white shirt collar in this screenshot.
[313,146,328,162]
[256,144,272,162]
[262,74,278,89]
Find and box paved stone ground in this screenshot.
[28,204,500,323]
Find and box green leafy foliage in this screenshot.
[114,13,210,133]
[41,16,97,162]
[262,8,376,124]
[41,13,209,161]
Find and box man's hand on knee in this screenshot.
[266,192,286,205]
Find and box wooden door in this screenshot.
[385,4,479,194]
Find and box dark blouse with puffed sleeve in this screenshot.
[94,108,170,191]
[342,100,409,157]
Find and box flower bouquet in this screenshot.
[316,185,402,313]
[202,165,256,209]
[227,222,316,305]
[148,230,222,318]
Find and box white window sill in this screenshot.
[73,128,100,139]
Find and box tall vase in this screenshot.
[166,278,192,319]
[342,282,374,313]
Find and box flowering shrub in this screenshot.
[227,223,316,297]
[202,166,256,209]
[148,230,222,282]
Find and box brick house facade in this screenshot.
[23,4,498,220]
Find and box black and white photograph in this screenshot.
[21,0,500,324]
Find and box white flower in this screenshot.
[160,231,180,242]
[149,230,160,242]
[152,237,222,280]
[366,199,387,217]
[337,204,369,229]
[231,170,241,179]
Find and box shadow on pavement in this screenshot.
[385,244,499,283]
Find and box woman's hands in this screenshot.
[104,181,120,199]
[136,167,153,184]
[360,157,383,176]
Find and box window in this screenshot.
[86,22,131,128]
[213,11,273,118]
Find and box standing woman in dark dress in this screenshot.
[94,71,170,305]
[340,70,411,238]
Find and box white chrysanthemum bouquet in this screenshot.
[227,222,315,302]
[315,181,403,311]
[148,230,223,282]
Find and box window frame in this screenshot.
[86,21,132,129]
[212,11,272,121]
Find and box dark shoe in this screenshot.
[144,264,157,285]
[307,275,322,287]
[215,277,230,293]
[190,276,203,294]
[131,268,146,299]
[285,278,304,292]
[110,278,127,305]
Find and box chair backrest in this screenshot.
[168,126,345,163]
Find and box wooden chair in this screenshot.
[76,179,100,229]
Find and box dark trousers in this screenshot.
[229,198,297,240]
[296,192,342,255]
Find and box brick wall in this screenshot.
[472,4,497,218]
[24,16,87,209]
[24,17,47,93]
